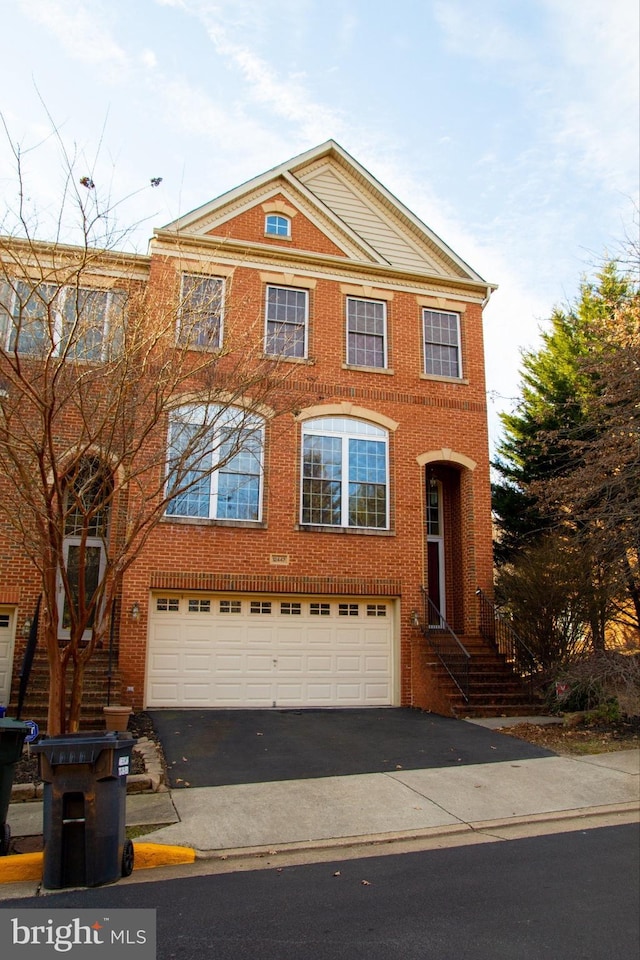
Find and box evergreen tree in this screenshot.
[493,263,634,564]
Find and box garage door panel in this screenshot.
[246,654,274,673]
[150,653,180,672]
[213,625,245,644]
[246,625,276,644]
[184,655,211,671]
[182,684,211,700]
[147,595,393,708]
[306,655,333,673]
[215,654,244,672]
[149,682,179,702]
[306,628,333,646]
[363,656,391,673]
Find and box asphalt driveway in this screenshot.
[148,708,555,788]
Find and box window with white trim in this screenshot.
[178,274,224,349]
[423,309,462,378]
[346,297,387,368]
[265,214,291,237]
[58,457,112,639]
[166,404,264,521]
[264,285,307,358]
[1,280,127,360]
[301,417,389,529]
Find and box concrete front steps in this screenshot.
[428,633,545,719]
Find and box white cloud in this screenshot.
[433,0,531,62]
[19,0,128,69]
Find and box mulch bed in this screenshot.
[11,713,160,785]
[497,716,640,754]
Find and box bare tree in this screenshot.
[0,133,296,734]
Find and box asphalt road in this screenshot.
[3,824,638,959]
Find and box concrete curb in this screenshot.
[0,843,196,885]
[0,802,637,887]
[189,801,640,862]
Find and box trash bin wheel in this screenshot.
[122,838,134,877]
[0,823,10,857]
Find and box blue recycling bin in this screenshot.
[32,731,136,888]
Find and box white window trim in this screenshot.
[300,417,390,530]
[2,281,126,361]
[166,404,265,523]
[57,536,107,640]
[264,284,309,359]
[264,214,291,238]
[422,308,463,380]
[178,274,225,350]
[345,296,388,370]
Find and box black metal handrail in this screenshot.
[476,588,537,698]
[417,587,470,701]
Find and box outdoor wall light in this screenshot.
[131,602,141,621]
[22,617,32,637]
[411,609,420,628]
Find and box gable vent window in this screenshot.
[265,214,291,237]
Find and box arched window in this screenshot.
[301,417,389,529]
[265,214,291,238]
[166,404,265,521]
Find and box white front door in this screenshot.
[0,607,16,706]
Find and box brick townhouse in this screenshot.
[1,141,517,725]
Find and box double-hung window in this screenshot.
[166,404,264,522]
[301,417,388,529]
[264,285,307,358]
[346,297,387,368]
[1,280,127,360]
[178,274,224,349]
[423,309,462,378]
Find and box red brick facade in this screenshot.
[1,142,496,719]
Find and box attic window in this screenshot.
[265,214,291,238]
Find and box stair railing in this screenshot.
[476,588,537,699]
[417,587,470,701]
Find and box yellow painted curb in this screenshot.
[0,852,42,883]
[0,844,195,884]
[132,842,196,869]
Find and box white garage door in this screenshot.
[146,594,394,708]
[0,607,16,707]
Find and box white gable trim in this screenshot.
[161,141,490,287]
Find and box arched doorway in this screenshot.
[418,450,477,635]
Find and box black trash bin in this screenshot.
[32,731,137,889]
[0,718,31,855]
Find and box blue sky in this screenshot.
[1,0,638,448]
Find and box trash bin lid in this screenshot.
[31,731,136,765]
[0,719,31,764]
[0,719,31,736]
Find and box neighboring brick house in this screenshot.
[1,140,507,722]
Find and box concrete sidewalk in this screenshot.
[135,748,639,852]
